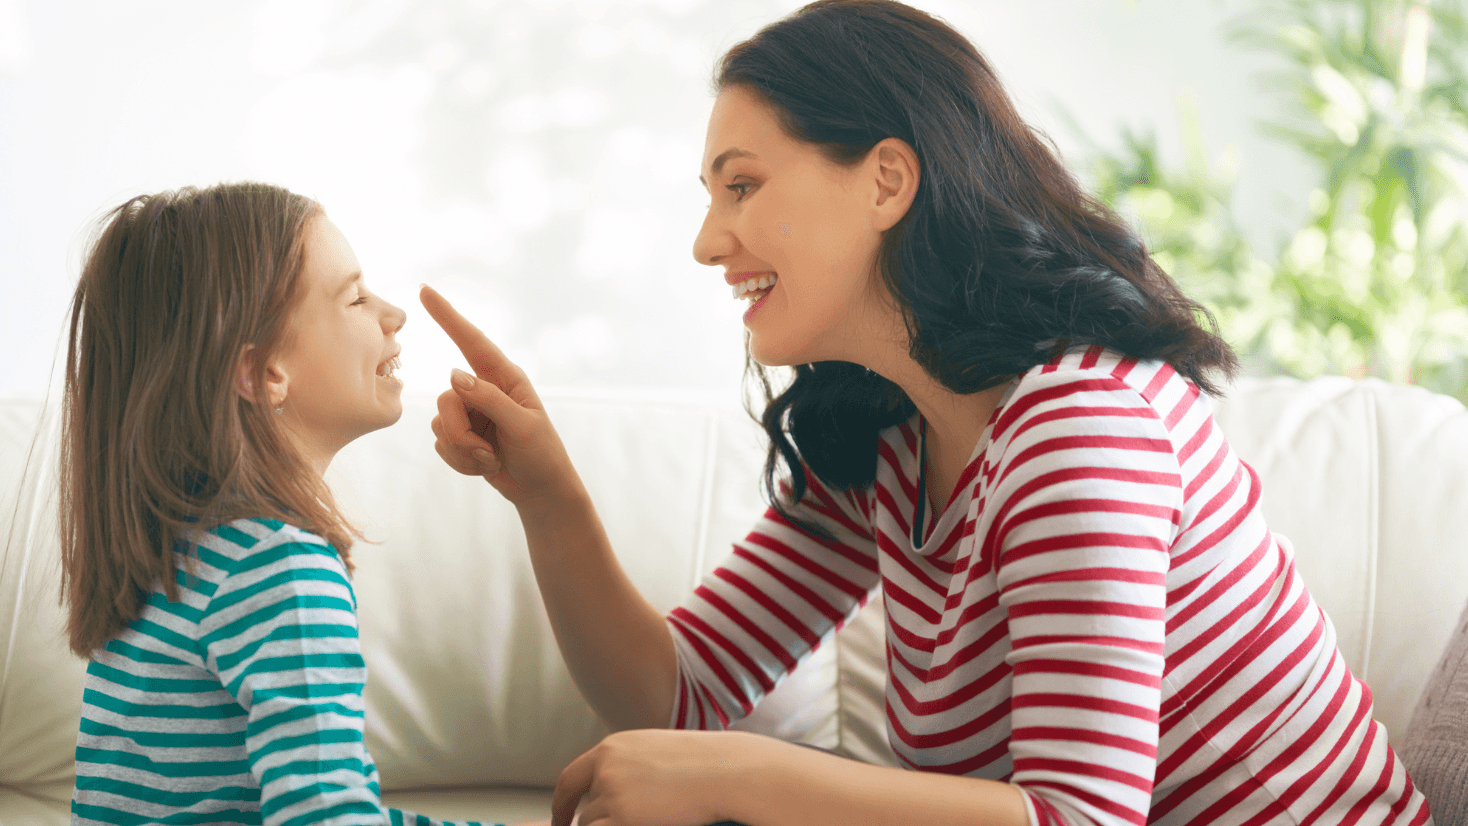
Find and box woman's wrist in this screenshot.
[721,733,836,826]
[721,733,1031,826]
[720,732,791,825]
[511,466,592,523]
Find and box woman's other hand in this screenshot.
[420,284,579,508]
[551,730,770,826]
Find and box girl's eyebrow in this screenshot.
[336,272,363,294]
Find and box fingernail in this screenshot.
[451,368,475,390]
[472,448,494,465]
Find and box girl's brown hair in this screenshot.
[60,182,361,656]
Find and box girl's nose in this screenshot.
[384,299,407,333]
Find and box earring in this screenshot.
[273,401,284,415]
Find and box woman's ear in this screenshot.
[869,137,920,232]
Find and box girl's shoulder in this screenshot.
[184,518,346,584]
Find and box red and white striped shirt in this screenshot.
[667,347,1432,826]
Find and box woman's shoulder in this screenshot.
[990,346,1213,452]
[1009,346,1201,416]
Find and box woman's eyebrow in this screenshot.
[699,148,759,186]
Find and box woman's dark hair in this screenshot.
[719,0,1238,510]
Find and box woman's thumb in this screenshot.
[450,368,533,434]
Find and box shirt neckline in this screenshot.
[910,377,1021,552]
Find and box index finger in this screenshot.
[550,748,595,826]
[419,284,520,383]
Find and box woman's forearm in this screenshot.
[515,482,678,732]
[733,737,1031,826]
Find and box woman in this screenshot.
[422,1,1433,824]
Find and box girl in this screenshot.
[422,1,1434,825]
[59,182,515,826]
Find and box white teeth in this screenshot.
[731,273,778,299]
[379,356,400,379]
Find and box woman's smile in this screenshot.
[728,271,777,300]
[727,270,779,321]
[694,85,898,368]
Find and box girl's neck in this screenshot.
[280,424,338,480]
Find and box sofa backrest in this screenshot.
[3,376,1467,804]
[1210,377,1468,739]
[326,393,835,789]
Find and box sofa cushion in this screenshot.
[1400,598,1468,826]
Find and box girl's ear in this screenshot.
[869,137,920,232]
[236,347,259,403]
[236,346,289,407]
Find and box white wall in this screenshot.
[0,0,1312,402]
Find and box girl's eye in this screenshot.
[351,295,368,306]
[727,182,753,200]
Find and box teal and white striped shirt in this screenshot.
[72,518,501,826]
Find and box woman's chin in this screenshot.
[747,342,796,369]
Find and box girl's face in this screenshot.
[692,85,903,368]
[269,215,406,467]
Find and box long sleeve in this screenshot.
[986,372,1181,826]
[199,529,496,826]
[666,467,884,730]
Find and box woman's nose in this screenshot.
[692,208,734,266]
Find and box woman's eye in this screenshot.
[351,295,368,306]
[727,182,753,200]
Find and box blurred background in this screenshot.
[2,0,1465,404]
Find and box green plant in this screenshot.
[1091,0,1468,397]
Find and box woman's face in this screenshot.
[693,85,899,368]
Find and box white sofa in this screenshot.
[2,376,1467,825]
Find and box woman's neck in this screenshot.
[868,349,1011,513]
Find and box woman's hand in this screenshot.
[551,729,772,826]
[419,285,579,508]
